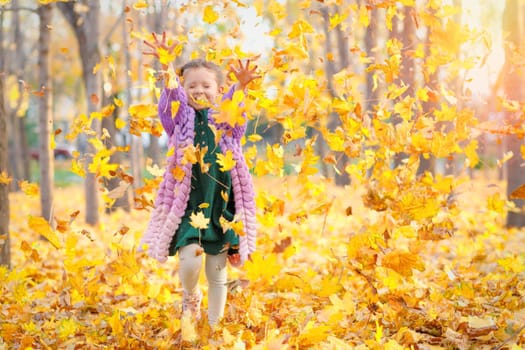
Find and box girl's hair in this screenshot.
[179,59,224,86]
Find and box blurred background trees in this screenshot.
[0,0,524,268]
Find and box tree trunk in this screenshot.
[0,10,10,269]
[6,0,30,190]
[58,1,102,225]
[82,11,101,226]
[503,0,525,228]
[38,4,54,222]
[8,0,25,189]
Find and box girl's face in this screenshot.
[182,67,220,110]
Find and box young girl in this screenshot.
[140,32,258,326]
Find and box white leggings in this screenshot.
[178,244,228,325]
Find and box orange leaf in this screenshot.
[510,183,525,199]
[382,250,424,277]
[90,94,99,105]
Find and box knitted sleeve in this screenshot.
[158,78,187,136]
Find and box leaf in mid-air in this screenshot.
[203,5,219,24]
[510,183,525,199]
[28,216,62,249]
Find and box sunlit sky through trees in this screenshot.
[461,0,505,99]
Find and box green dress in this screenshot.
[169,108,239,256]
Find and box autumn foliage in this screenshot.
[2,0,525,349]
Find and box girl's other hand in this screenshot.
[228,253,242,267]
[230,59,261,91]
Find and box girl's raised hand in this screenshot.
[230,59,261,90]
[143,32,178,69]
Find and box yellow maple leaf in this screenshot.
[498,255,525,273]
[464,139,479,168]
[133,0,148,9]
[128,103,158,118]
[231,220,245,236]
[28,216,62,249]
[189,211,209,230]
[108,310,124,336]
[487,193,505,213]
[247,134,262,142]
[288,19,314,39]
[71,159,86,178]
[214,90,246,127]
[329,12,348,30]
[88,153,118,178]
[19,181,39,197]
[298,321,331,347]
[203,5,219,24]
[115,117,126,129]
[216,150,237,172]
[382,250,424,277]
[0,171,12,185]
[245,251,280,284]
[181,144,198,165]
[157,47,176,66]
[57,318,78,339]
[197,145,210,173]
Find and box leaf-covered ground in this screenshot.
[2,173,525,349]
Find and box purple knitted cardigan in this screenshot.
[139,81,257,264]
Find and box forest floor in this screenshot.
[2,171,525,349]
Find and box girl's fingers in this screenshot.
[143,40,155,49]
[151,32,159,43]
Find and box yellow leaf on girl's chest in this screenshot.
[217,150,236,172]
[189,212,209,230]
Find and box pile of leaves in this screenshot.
[2,172,525,349]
